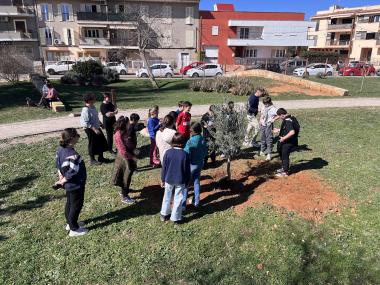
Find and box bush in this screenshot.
[102,67,119,84]
[214,77,232,93]
[189,79,202,92]
[231,77,254,96]
[61,71,84,85]
[72,60,103,83]
[200,79,214,92]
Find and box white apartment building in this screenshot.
[308,5,380,63]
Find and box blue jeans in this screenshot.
[160,183,185,222]
[182,164,202,208]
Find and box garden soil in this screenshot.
[199,159,342,223]
[267,83,338,97]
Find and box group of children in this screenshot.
[56,90,299,236]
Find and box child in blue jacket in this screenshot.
[147,106,161,167]
[182,122,208,209]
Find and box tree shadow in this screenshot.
[0,173,40,199]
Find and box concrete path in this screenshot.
[1,98,379,140]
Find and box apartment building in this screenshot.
[35,0,199,68]
[0,0,40,59]
[199,4,315,65]
[308,5,380,62]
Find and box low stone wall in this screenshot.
[226,69,349,96]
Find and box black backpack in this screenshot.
[290,116,300,137]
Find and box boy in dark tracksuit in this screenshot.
[55,128,88,237]
[275,108,299,177]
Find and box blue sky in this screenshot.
[199,0,380,19]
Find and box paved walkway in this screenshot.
[1,98,380,140]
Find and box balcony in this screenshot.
[376,39,380,45]
[79,38,110,46]
[325,39,350,47]
[0,5,35,16]
[0,31,37,41]
[77,12,126,22]
[327,24,353,31]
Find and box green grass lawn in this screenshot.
[1,108,379,284]
[1,76,380,124]
[309,76,380,97]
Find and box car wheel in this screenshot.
[141,73,148,78]
[326,71,333,76]
[216,72,222,77]
[165,73,173,78]
[349,72,354,76]
[120,70,127,75]
[192,73,199,78]
[47,69,55,75]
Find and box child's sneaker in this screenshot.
[160,214,170,222]
[65,221,85,231]
[276,168,284,174]
[121,196,136,204]
[275,171,289,178]
[69,227,88,237]
[265,154,272,161]
[259,151,266,157]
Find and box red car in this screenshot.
[339,62,376,76]
[180,61,205,75]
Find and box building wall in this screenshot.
[199,10,305,65]
[36,0,199,66]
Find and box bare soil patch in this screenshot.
[197,159,343,222]
[268,83,337,97]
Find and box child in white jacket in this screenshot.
[259,96,278,161]
[156,115,177,165]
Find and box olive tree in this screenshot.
[210,102,247,180]
[0,46,33,83]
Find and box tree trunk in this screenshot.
[139,49,159,89]
[226,157,231,180]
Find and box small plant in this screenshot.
[72,60,103,84]
[102,67,120,84]
[231,77,254,96]
[61,71,84,85]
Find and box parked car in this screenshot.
[180,61,205,75]
[293,63,334,77]
[136,63,174,78]
[45,60,76,75]
[280,58,307,74]
[339,62,376,76]
[250,63,282,73]
[187,64,223,77]
[105,62,128,75]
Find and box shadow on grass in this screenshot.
[292,157,328,174]
[0,173,40,199]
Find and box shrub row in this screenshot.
[189,76,254,96]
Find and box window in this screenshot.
[162,6,172,24]
[85,29,100,38]
[41,4,49,21]
[366,33,376,40]
[244,49,257,58]
[239,28,249,39]
[186,7,194,25]
[315,20,320,31]
[212,26,219,36]
[45,27,53,45]
[119,5,124,13]
[84,4,98,13]
[67,29,72,45]
[274,49,286,58]
[61,4,71,21]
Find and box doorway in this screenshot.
[360,48,372,62]
[179,53,190,68]
[14,20,27,34]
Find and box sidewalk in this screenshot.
[1,98,380,140]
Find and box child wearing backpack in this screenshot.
[274,108,300,177]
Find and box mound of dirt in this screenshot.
[268,83,337,97]
[199,160,343,222]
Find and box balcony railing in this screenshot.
[79,37,110,46]
[326,39,350,46]
[327,24,353,30]
[0,5,35,15]
[109,38,137,46]
[77,12,126,22]
[235,57,285,66]
[0,31,37,40]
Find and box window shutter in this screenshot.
[39,27,46,45]
[96,5,101,13]
[162,6,172,24]
[63,28,68,45]
[80,4,85,12]
[68,4,73,21]
[57,4,61,20]
[186,7,194,25]
[37,4,42,21]
[186,30,194,47]
[48,4,53,20]
[72,29,78,45]
[114,5,119,13]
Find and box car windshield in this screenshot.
[348,63,356,68]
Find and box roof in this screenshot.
[214,3,235,12]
